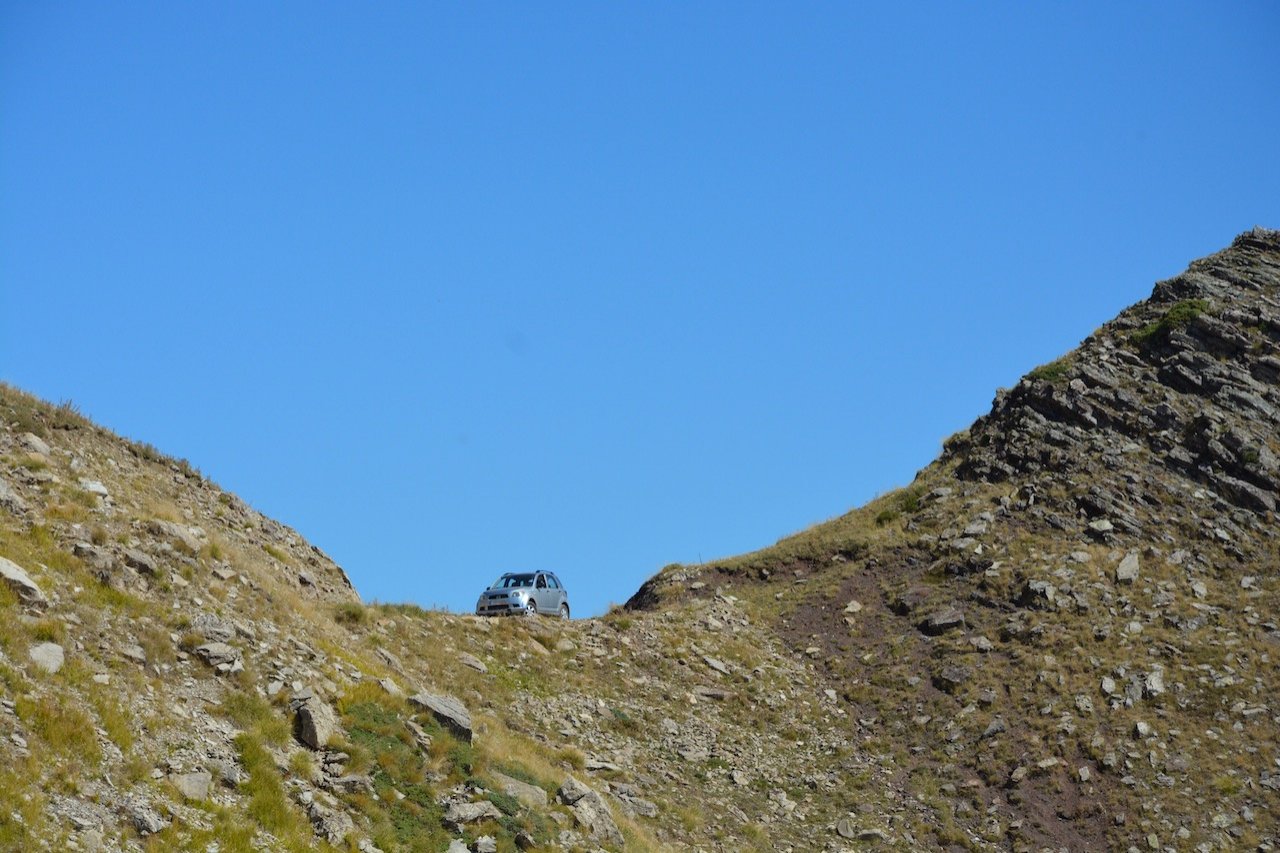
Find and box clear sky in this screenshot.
[2,3,1278,617]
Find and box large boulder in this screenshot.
[558,776,623,847]
[408,692,473,743]
[291,689,339,749]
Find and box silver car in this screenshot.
[474,571,570,619]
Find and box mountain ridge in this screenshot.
[2,228,1278,852]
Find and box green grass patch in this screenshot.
[1131,299,1210,345]
[1028,355,1073,384]
[235,733,311,843]
[219,690,290,745]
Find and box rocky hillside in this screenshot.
[628,227,1280,850]
[1,228,1278,853]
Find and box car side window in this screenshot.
[536,575,546,589]
[548,576,559,589]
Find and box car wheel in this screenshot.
[559,603,570,620]
[524,599,538,616]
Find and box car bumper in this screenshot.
[474,600,527,616]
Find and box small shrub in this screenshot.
[1131,299,1210,345]
[334,602,368,626]
[1028,356,1073,384]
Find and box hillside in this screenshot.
[1,228,1278,853]
[628,227,1280,849]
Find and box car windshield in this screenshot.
[493,574,535,589]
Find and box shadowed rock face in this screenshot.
[953,228,1280,523]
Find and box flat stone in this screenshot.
[194,642,240,669]
[123,550,158,575]
[409,692,473,743]
[0,556,46,607]
[920,607,965,634]
[703,655,731,676]
[169,771,212,800]
[458,652,488,673]
[120,644,147,665]
[29,642,64,674]
[492,771,548,808]
[443,800,502,828]
[21,433,50,456]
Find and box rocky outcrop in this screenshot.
[558,776,623,847]
[408,691,473,743]
[953,228,1280,524]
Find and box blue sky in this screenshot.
[3,3,1278,617]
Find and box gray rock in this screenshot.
[78,479,109,498]
[147,519,203,552]
[0,476,27,514]
[304,799,355,844]
[328,774,374,794]
[127,801,169,835]
[194,642,240,669]
[1019,579,1057,609]
[443,800,503,829]
[409,691,473,743]
[444,841,470,853]
[0,555,46,607]
[558,776,623,847]
[919,607,965,634]
[1115,553,1140,584]
[492,771,548,808]
[458,652,488,673]
[169,771,212,800]
[474,836,498,853]
[1144,668,1166,697]
[29,642,64,674]
[20,432,50,455]
[836,818,857,838]
[120,644,147,665]
[123,549,158,575]
[404,718,433,753]
[293,692,339,749]
[703,655,731,675]
[932,666,970,693]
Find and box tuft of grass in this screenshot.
[333,602,368,626]
[220,691,290,745]
[262,544,290,564]
[1028,355,1074,384]
[16,694,101,765]
[235,733,311,843]
[1131,298,1210,345]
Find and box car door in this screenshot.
[548,574,565,610]
[534,573,551,611]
